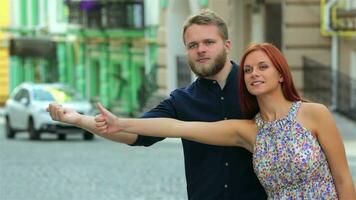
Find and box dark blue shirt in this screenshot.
[132,61,267,200]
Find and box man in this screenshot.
[48,9,267,199]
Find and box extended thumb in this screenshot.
[96,103,109,115]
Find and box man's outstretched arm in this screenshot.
[46,103,137,144]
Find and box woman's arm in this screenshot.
[310,104,356,199]
[95,103,255,151]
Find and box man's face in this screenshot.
[184,24,230,78]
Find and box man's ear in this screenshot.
[224,40,232,52]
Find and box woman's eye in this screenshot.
[244,67,252,73]
[259,64,268,70]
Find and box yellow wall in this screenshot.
[0,0,9,105]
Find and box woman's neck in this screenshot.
[257,94,293,122]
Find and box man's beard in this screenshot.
[188,50,227,78]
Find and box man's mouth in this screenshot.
[197,58,210,63]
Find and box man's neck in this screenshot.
[206,59,232,89]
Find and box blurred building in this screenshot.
[156,0,356,120]
[1,0,355,119]
[0,0,10,105]
[4,0,160,116]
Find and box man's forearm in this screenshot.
[77,114,138,144]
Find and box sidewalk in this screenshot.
[333,112,356,157]
[333,112,356,185]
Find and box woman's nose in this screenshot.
[250,68,260,77]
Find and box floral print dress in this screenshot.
[253,101,338,199]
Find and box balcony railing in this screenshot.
[66,0,144,29]
[303,56,356,120]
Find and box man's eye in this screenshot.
[205,40,215,45]
[188,43,197,49]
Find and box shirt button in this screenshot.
[220,97,224,100]
[224,117,227,120]
[213,81,217,84]
[225,162,229,166]
[224,184,228,188]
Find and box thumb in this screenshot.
[96,102,110,116]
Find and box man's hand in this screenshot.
[95,103,123,134]
[46,103,81,125]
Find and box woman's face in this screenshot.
[243,50,283,96]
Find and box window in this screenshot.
[14,89,26,101]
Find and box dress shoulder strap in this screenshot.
[287,101,302,122]
[254,113,264,128]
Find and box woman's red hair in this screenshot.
[239,43,303,118]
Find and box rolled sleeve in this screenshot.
[130,94,177,146]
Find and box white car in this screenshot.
[4,82,95,140]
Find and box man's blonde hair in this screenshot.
[182,9,228,44]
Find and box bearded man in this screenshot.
[47,9,267,200]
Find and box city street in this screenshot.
[0,113,355,200]
[0,119,187,200]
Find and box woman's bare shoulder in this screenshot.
[297,102,332,134]
[300,101,330,117]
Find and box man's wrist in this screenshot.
[74,114,84,127]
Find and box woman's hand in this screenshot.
[95,103,124,134]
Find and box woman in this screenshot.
[50,43,356,199]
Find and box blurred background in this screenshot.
[0,0,355,199]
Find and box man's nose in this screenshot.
[197,44,207,53]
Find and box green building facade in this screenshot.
[7,0,160,116]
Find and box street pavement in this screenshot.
[0,131,187,200]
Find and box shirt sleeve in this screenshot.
[130,94,177,147]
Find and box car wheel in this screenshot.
[28,119,40,140]
[5,116,16,139]
[83,131,94,140]
[58,134,66,140]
